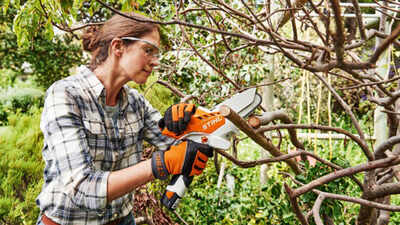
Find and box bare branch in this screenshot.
[292,156,399,197]
[369,24,400,65]
[330,0,345,64]
[339,76,400,90]
[351,0,367,40]
[156,80,186,98]
[219,105,302,174]
[312,194,325,225]
[285,184,310,225]
[257,123,373,161]
[311,72,370,153]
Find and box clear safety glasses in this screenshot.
[121,37,161,59]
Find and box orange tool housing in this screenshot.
[161,108,226,140]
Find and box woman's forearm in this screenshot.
[107,159,154,202]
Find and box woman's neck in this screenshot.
[94,62,128,106]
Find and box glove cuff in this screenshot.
[151,151,169,180]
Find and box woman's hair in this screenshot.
[82,12,159,70]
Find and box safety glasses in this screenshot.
[121,37,161,59]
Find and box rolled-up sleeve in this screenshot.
[139,96,174,151]
[40,84,109,210]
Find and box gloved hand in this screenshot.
[151,140,213,180]
[158,103,196,135]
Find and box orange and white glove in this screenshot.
[158,103,196,135]
[151,140,213,180]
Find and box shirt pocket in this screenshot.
[82,119,108,165]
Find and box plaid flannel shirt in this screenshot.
[36,66,174,225]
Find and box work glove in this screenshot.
[151,140,213,180]
[158,103,196,135]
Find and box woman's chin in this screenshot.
[130,71,150,84]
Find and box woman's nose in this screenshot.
[150,57,160,67]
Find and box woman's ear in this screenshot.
[110,38,124,57]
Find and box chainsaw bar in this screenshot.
[213,88,261,118]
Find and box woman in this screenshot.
[36,12,212,225]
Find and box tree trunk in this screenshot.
[357,8,392,225]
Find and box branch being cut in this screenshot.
[248,110,305,150]
[219,105,302,174]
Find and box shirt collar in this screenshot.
[81,66,129,110]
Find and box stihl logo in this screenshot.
[202,116,222,130]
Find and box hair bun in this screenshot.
[82,25,101,52]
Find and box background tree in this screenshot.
[1,1,85,89]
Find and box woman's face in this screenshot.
[118,29,160,84]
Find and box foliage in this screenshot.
[0,107,43,225]
[1,3,86,89]
[0,86,44,125]
[128,74,178,113]
[172,162,297,225]
[296,160,356,224]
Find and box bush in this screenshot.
[0,69,17,89]
[0,87,44,125]
[0,107,44,225]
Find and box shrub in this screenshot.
[0,87,44,125]
[0,107,44,225]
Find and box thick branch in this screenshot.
[369,23,400,65]
[369,182,400,199]
[312,194,325,225]
[330,0,345,64]
[284,172,400,211]
[374,136,400,160]
[292,156,399,197]
[219,105,302,174]
[285,184,310,225]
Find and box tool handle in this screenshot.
[161,174,193,210]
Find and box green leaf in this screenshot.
[44,17,54,40]
[121,0,133,12]
[2,0,11,15]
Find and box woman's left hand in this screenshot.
[158,103,196,135]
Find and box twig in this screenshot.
[339,76,400,90]
[351,0,367,39]
[173,211,189,225]
[258,123,372,161]
[156,80,185,98]
[239,78,291,92]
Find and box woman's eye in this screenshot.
[145,47,154,54]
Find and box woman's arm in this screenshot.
[106,159,154,202]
